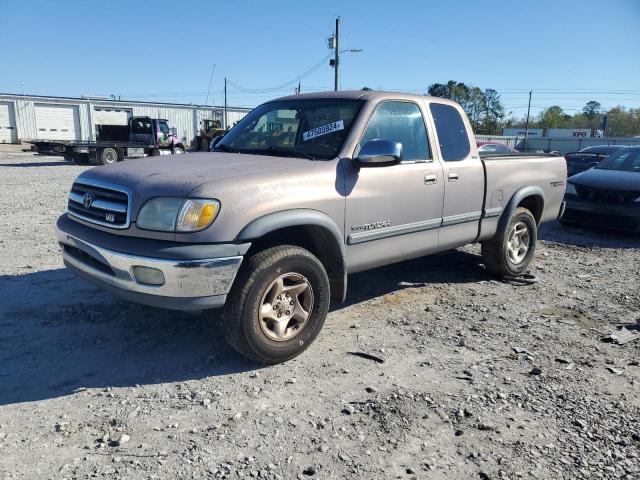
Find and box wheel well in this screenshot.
[245,225,346,301]
[517,195,543,224]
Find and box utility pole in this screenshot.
[224,77,228,129]
[334,17,339,91]
[523,90,532,151]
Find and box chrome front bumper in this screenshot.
[57,229,243,310]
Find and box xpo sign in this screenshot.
[547,128,591,138]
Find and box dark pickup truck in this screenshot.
[63,116,186,165]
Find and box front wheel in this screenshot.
[222,246,330,364]
[99,147,118,165]
[172,146,184,155]
[482,207,537,276]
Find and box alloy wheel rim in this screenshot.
[507,221,530,264]
[258,272,314,342]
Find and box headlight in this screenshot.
[137,198,220,232]
[565,183,576,195]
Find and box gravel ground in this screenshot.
[1,149,639,480]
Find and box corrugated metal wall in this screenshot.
[0,94,250,144]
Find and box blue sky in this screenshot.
[1,0,639,117]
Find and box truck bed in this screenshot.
[66,140,152,149]
[479,153,567,240]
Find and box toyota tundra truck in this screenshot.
[56,90,567,364]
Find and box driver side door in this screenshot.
[343,100,444,273]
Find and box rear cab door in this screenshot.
[426,100,485,249]
[129,117,154,144]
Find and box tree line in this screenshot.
[427,80,640,137]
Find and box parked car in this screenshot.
[562,146,640,232]
[56,91,566,364]
[476,141,519,154]
[564,145,627,177]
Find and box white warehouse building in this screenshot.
[0,93,252,144]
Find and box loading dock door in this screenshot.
[34,104,81,140]
[93,107,131,126]
[0,101,17,143]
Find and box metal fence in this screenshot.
[476,134,640,154]
[475,135,523,148]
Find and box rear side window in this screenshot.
[358,101,430,161]
[430,103,470,161]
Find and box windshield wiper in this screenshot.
[258,145,317,160]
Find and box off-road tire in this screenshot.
[99,147,118,165]
[222,245,330,364]
[482,207,537,276]
[172,146,184,155]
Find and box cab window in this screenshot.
[430,103,470,161]
[357,101,431,161]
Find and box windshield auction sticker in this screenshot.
[303,120,344,141]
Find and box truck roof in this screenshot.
[270,90,459,107]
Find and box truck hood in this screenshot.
[570,168,640,191]
[79,151,321,198]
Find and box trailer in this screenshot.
[64,116,186,165]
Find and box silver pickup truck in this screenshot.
[56,91,567,363]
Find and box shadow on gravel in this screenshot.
[0,161,71,167]
[0,269,254,406]
[539,220,640,250]
[338,248,488,310]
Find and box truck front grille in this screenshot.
[67,178,131,228]
[575,186,640,204]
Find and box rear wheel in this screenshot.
[482,207,537,276]
[99,147,118,165]
[222,245,330,364]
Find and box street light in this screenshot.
[329,48,364,91]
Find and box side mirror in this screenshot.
[356,139,402,166]
[209,135,224,151]
[170,127,177,136]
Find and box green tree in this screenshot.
[537,106,572,129]
[583,100,601,120]
[427,80,505,134]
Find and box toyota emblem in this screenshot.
[82,192,93,208]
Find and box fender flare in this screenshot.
[496,186,545,237]
[236,209,347,302]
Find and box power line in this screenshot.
[228,54,332,94]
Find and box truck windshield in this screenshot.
[595,149,640,172]
[216,99,363,160]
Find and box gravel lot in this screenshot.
[1,147,639,480]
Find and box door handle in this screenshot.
[424,174,438,185]
[448,172,459,182]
